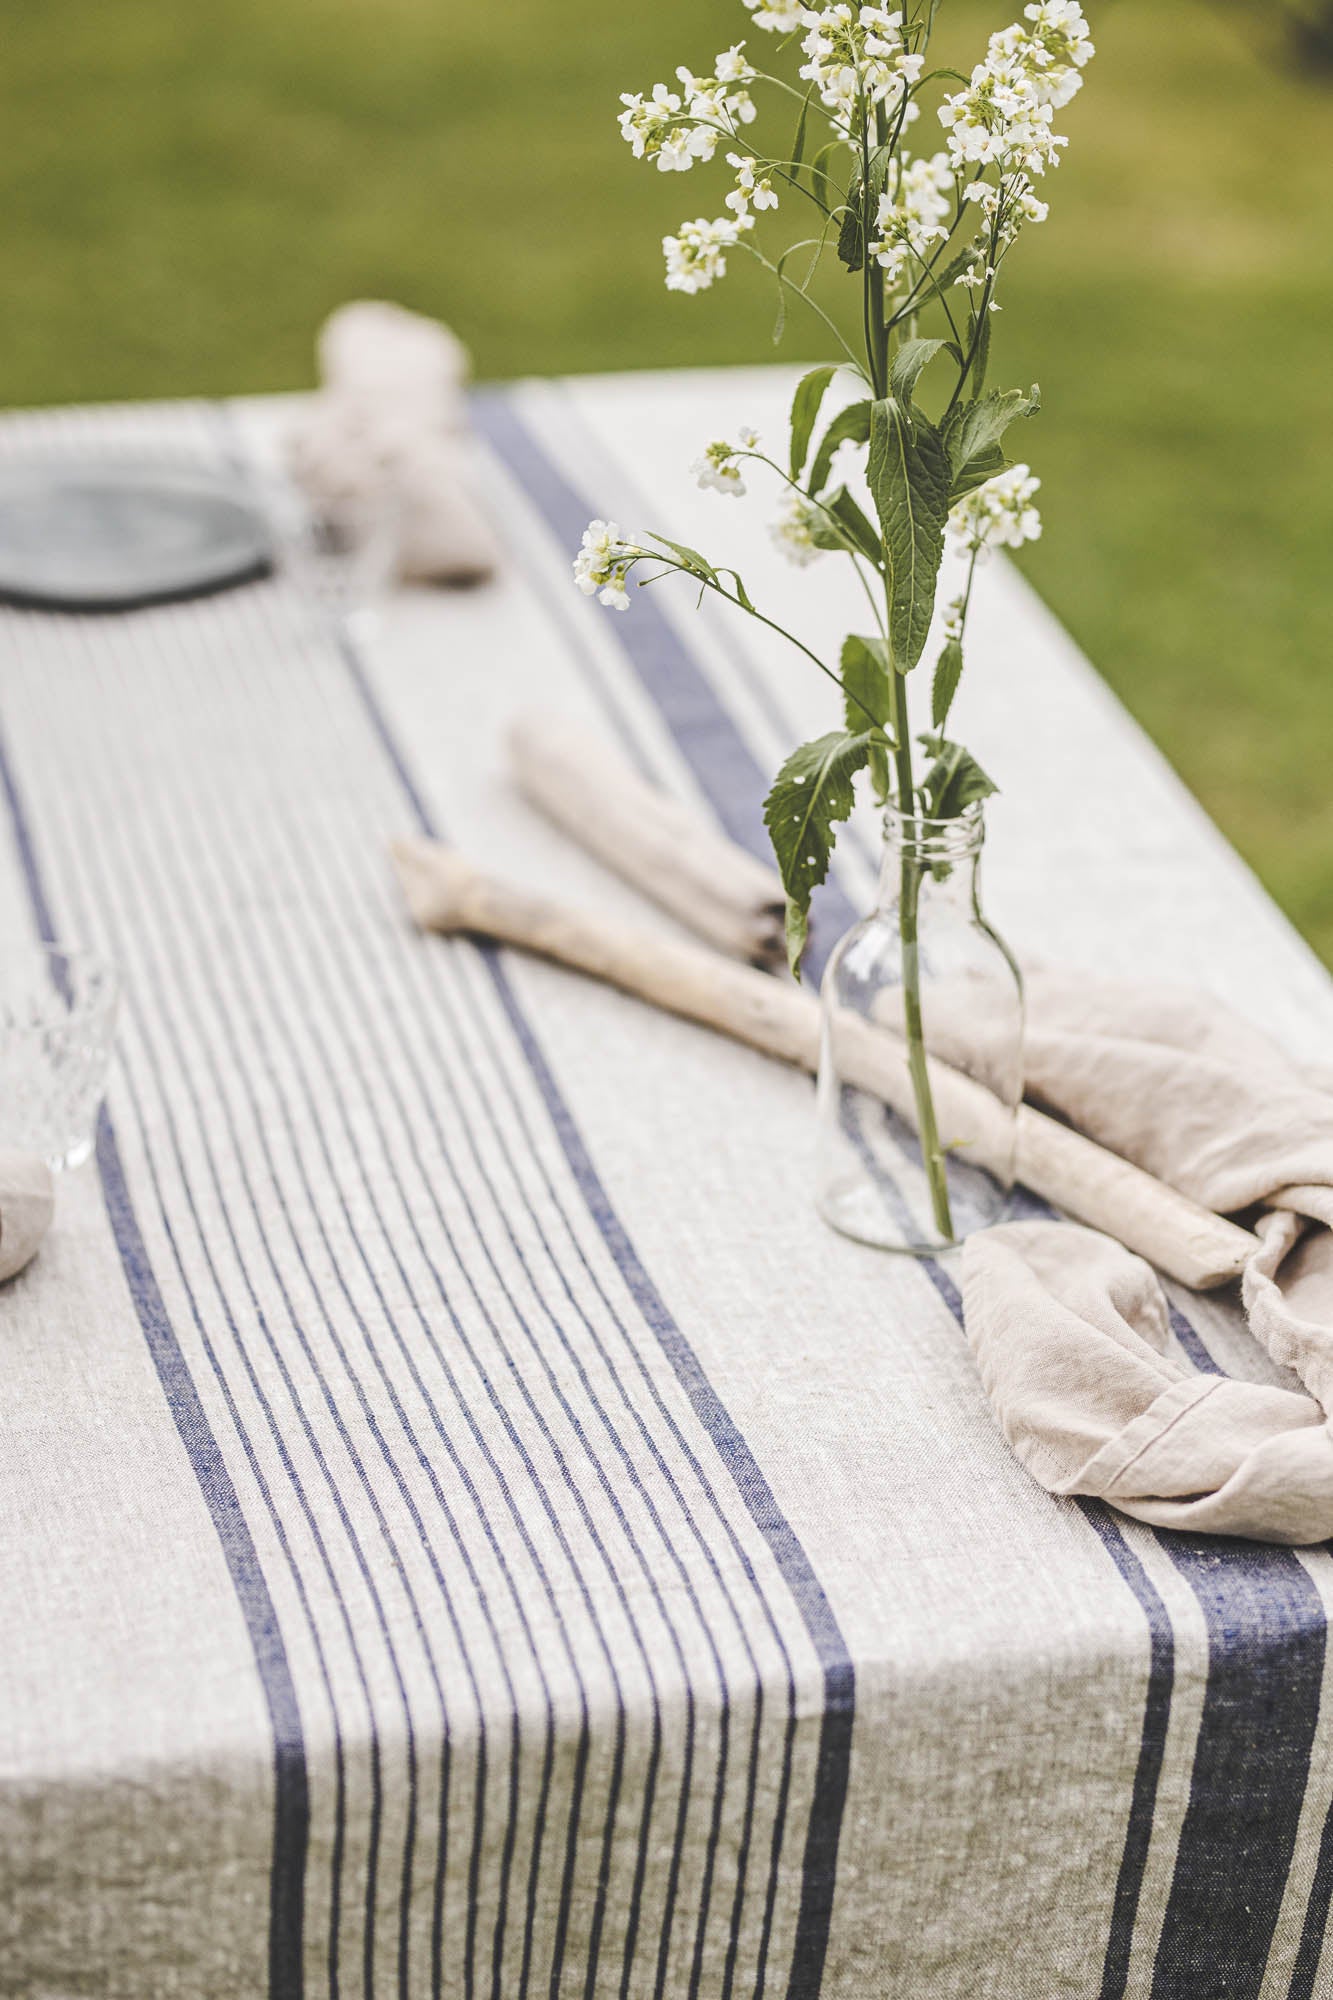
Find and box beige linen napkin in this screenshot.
[288,300,499,586]
[962,975,1333,1543]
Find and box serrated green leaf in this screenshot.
[889,338,959,409]
[808,485,881,564]
[763,729,872,975]
[789,364,840,482]
[920,735,997,820]
[807,398,871,497]
[942,386,1040,503]
[867,397,951,675]
[931,638,964,730]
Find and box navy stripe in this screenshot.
[332,587,853,1997]
[471,387,870,984]
[120,573,599,2000]
[1150,1541,1325,1999]
[0,720,310,1997]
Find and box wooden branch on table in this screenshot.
[508,712,788,969]
[391,837,1260,1293]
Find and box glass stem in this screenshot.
[888,674,954,1241]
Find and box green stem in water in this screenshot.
[887,647,955,1244]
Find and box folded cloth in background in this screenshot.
[288,299,499,587]
[963,975,1333,1543]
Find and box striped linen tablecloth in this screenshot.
[3,370,1333,2000]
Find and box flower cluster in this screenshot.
[692,428,759,496]
[870,151,954,291]
[726,153,779,221]
[618,50,756,173]
[770,489,826,568]
[947,464,1042,556]
[799,6,924,128]
[573,519,642,610]
[938,0,1093,176]
[663,213,753,293]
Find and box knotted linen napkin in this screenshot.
[962,971,1333,1543]
[287,299,499,586]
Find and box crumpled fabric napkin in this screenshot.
[962,973,1333,1543]
[287,299,499,586]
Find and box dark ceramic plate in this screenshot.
[0,459,274,611]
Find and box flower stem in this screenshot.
[887,673,955,1243]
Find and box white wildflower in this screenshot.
[799,4,923,127]
[948,464,1042,557]
[741,0,806,32]
[573,519,642,609]
[663,213,752,294]
[738,424,761,448]
[870,150,954,290]
[618,85,684,167]
[714,44,755,85]
[938,0,1092,177]
[692,439,749,496]
[942,594,966,641]
[726,152,780,219]
[770,489,826,568]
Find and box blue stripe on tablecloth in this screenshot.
[0,722,310,1999]
[334,615,853,1999]
[470,389,857,986]
[484,383,1333,1994]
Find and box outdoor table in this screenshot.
[3,369,1333,2000]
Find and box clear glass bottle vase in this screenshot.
[816,801,1024,1255]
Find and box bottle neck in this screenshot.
[875,804,985,910]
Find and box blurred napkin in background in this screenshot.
[288,300,499,587]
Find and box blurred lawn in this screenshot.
[3,1,1332,957]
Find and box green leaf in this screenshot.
[842,634,893,797]
[889,338,959,410]
[919,735,997,820]
[808,484,881,564]
[643,532,718,583]
[763,729,872,975]
[807,398,872,497]
[931,638,964,730]
[867,397,951,676]
[810,138,844,209]
[836,175,865,272]
[789,364,840,482]
[841,634,891,727]
[942,386,1040,503]
[791,85,813,175]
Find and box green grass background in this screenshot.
[3,1,1330,956]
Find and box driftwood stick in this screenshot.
[508,713,787,969]
[391,837,1259,1291]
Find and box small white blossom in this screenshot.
[770,489,826,568]
[738,425,760,448]
[663,212,752,294]
[741,0,806,31]
[870,150,954,290]
[714,44,755,84]
[573,519,643,609]
[948,464,1042,557]
[942,594,966,641]
[726,152,780,219]
[692,438,748,496]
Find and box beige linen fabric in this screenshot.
[964,974,1333,1542]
